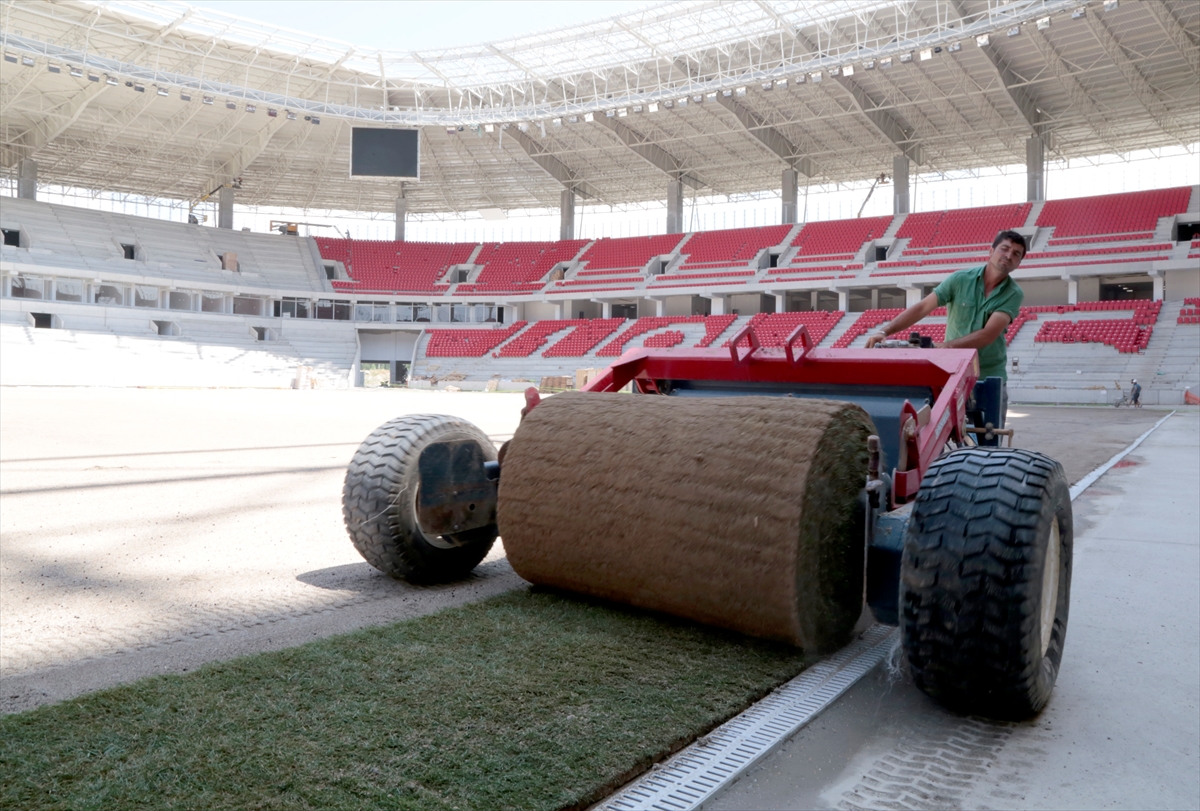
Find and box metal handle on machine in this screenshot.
[784,324,813,364]
[729,323,761,363]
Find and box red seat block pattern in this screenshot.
[678,225,792,271]
[425,321,528,358]
[789,216,892,263]
[318,238,472,293]
[576,234,685,274]
[596,315,737,357]
[896,203,1032,251]
[541,319,627,357]
[456,240,589,295]
[723,311,846,348]
[1036,187,1191,238]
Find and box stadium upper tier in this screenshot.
[2,187,1196,300]
[2,0,1198,215]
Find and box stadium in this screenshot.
[1,1,1199,809]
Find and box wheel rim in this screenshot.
[1040,519,1061,658]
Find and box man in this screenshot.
[1130,378,1142,408]
[865,229,1027,427]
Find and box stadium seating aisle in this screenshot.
[456,240,589,294]
[723,311,846,348]
[538,318,626,358]
[595,314,737,356]
[574,234,684,274]
[787,216,892,265]
[675,224,792,272]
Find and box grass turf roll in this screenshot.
[497,392,876,652]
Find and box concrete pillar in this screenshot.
[708,295,726,316]
[552,301,565,319]
[781,168,799,225]
[810,291,819,310]
[651,298,666,317]
[834,289,849,312]
[217,185,234,229]
[666,179,684,234]
[1026,136,1045,202]
[394,195,407,241]
[1067,278,1078,305]
[1152,273,1164,301]
[597,300,612,319]
[904,286,923,307]
[17,159,37,200]
[559,188,575,240]
[870,288,880,309]
[892,155,910,215]
[774,293,786,313]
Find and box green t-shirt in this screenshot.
[934,265,1024,380]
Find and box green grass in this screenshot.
[1,589,812,811]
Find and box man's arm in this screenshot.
[864,292,939,348]
[937,310,1012,349]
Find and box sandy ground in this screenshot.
[0,387,1174,715]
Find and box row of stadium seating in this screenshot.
[312,187,1192,295]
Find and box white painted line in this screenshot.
[598,625,897,811]
[1069,410,1176,501]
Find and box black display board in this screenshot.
[350,128,419,179]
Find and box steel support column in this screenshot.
[666,179,684,234]
[560,188,575,241]
[395,194,407,241]
[17,159,37,200]
[217,186,234,229]
[1026,136,1045,202]
[782,168,799,225]
[893,155,910,215]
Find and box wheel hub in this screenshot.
[1040,519,1061,658]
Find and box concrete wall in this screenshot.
[662,296,693,316]
[1165,268,1200,301]
[727,293,772,316]
[522,301,559,321]
[1018,278,1070,306]
[359,329,419,363]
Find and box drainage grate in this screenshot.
[600,624,898,811]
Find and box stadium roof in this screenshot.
[2,0,1197,215]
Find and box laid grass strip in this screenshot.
[1,588,812,811]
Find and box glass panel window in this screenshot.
[372,303,391,322]
[315,299,334,320]
[134,285,159,308]
[434,304,451,322]
[55,278,85,302]
[354,303,374,322]
[96,284,125,306]
[413,304,431,322]
[395,303,414,322]
[333,300,351,320]
[451,304,470,322]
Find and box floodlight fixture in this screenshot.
[567,115,579,123]
[225,100,236,109]
[1072,7,1086,18]
[180,92,191,101]
[285,110,296,119]
[1007,25,1021,37]
[1103,0,1117,10]
[552,117,562,126]
[722,88,732,97]
[1037,16,1051,30]
[2,53,16,64]
[134,84,145,92]
[310,116,320,125]
[483,122,494,132]
[976,34,990,46]
[267,107,277,116]
[47,63,61,73]
[445,127,456,135]
[648,102,659,112]
[842,64,854,76]
[605,109,615,117]
[863,60,875,70]
[88,73,100,82]
[919,48,932,60]
[617,107,628,117]
[899,52,913,63]
[106,74,119,85]
[705,92,717,101]
[22,56,35,67]
[632,104,643,113]
[829,67,841,77]
[879,57,892,68]
[777,78,788,89]
[762,81,773,91]
[157,86,169,96]
[69,66,83,78]
[948,42,962,53]
[246,103,256,112]
[735,86,746,96]
[584,112,595,122]
[663,100,674,109]
[810,71,822,83]
[795,74,805,84]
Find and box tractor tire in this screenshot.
[900,447,1072,720]
[343,414,498,584]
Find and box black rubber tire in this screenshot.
[900,447,1073,720]
[342,414,498,584]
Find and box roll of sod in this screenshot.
[498,391,876,652]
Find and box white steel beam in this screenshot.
[712,92,816,177]
[506,127,601,200]
[592,114,705,190]
[831,75,924,165]
[2,80,109,168]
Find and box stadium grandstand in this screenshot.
[1,0,1198,404]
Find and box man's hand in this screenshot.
[865,330,888,349]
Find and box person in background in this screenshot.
[865,230,1028,428]
[1130,378,1142,408]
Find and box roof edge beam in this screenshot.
[976,41,1051,146]
[592,114,704,190]
[831,75,923,165]
[4,80,109,169]
[507,127,600,200]
[713,93,815,177]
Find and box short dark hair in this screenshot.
[993,230,1028,254]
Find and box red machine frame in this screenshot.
[575,324,981,507]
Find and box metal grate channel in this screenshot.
[600,624,898,811]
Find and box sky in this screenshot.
[187,1,654,52]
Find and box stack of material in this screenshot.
[499,392,875,652]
